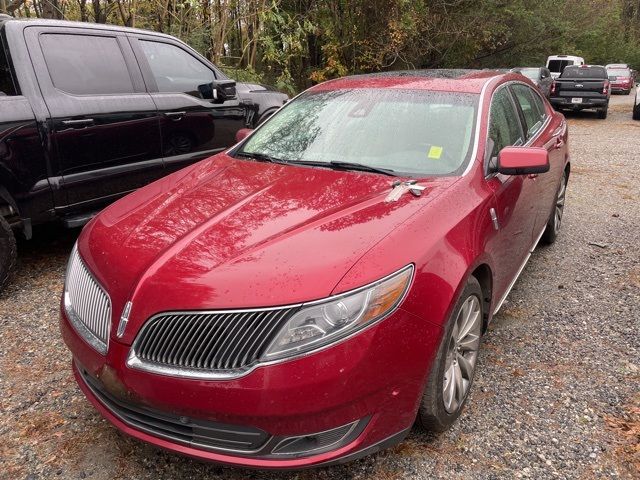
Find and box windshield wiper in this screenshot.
[235,151,287,164]
[285,160,397,177]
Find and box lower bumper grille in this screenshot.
[78,366,270,453]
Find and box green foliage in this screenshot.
[7,0,640,92]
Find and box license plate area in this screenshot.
[571,97,583,104]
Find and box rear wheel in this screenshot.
[597,107,608,119]
[0,215,17,293]
[417,276,483,432]
[541,170,568,245]
[633,104,640,120]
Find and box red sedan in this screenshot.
[60,70,569,469]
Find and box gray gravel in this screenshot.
[1,94,638,480]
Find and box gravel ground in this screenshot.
[1,93,638,480]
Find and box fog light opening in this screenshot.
[270,418,369,457]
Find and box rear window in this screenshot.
[608,69,631,77]
[560,66,607,79]
[0,38,17,96]
[548,60,574,73]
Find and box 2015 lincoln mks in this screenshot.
[60,69,569,469]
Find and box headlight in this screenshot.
[262,265,414,361]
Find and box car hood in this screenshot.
[78,154,458,343]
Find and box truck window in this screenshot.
[39,34,135,95]
[139,40,216,98]
[0,40,17,96]
[560,66,607,79]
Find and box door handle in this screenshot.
[164,111,186,121]
[61,118,95,128]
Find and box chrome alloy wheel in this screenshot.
[554,174,567,234]
[442,295,482,414]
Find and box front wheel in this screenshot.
[417,276,483,432]
[541,171,568,245]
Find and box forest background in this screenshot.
[3,0,640,93]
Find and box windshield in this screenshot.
[517,68,539,80]
[548,60,574,73]
[608,68,630,77]
[237,89,479,177]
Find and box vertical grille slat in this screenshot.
[64,247,112,354]
[132,307,298,374]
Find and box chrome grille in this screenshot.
[64,246,112,354]
[129,307,297,377]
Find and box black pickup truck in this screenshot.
[0,16,288,290]
[549,65,611,119]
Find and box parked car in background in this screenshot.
[546,55,585,78]
[605,63,630,69]
[60,69,569,468]
[606,66,634,94]
[0,17,288,291]
[511,67,553,97]
[550,65,610,118]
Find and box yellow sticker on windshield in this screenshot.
[428,146,443,159]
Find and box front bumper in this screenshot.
[60,303,442,468]
[550,97,608,110]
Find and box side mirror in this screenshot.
[497,147,549,175]
[235,128,253,143]
[199,79,237,102]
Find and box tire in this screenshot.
[597,107,608,119]
[541,170,568,245]
[633,105,640,121]
[0,215,17,293]
[417,276,484,432]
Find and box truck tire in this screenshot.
[0,215,17,293]
[597,107,608,119]
[633,105,640,120]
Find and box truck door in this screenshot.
[24,26,163,218]
[128,35,247,175]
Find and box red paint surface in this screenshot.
[61,72,569,467]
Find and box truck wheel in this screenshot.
[0,215,17,293]
[633,105,640,121]
[597,107,608,119]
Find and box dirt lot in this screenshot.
[1,93,638,480]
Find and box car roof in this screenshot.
[1,17,176,40]
[309,69,517,94]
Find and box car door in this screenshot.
[539,68,553,97]
[24,26,164,216]
[484,85,540,298]
[510,83,565,238]
[128,35,247,175]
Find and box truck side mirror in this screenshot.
[199,80,237,103]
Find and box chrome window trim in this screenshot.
[127,264,414,380]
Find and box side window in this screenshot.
[39,33,135,95]
[139,40,215,98]
[0,39,17,96]
[488,87,524,161]
[512,84,544,138]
